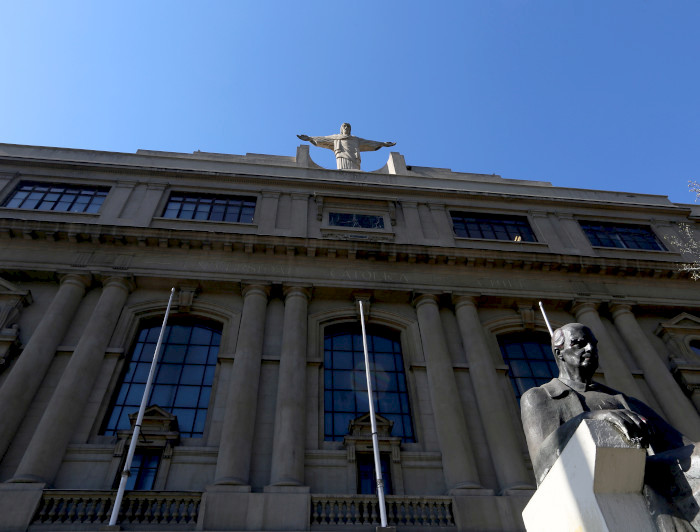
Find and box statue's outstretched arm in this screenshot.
[297,134,335,150]
[356,137,396,152]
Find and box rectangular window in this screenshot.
[580,222,665,251]
[124,449,161,490]
[357,453,392,495]
[329,212,385,230]
[451,212,537,242]
[2,181,109,213]
[163,193,256,223]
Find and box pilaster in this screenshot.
[267,286,311,489]
[10,275,133,484]
[214,283,270,485]
[0,273,91,461]
[571,300,645,400]
[610,302,700,440]
[453,295,532,491]
[413,293,482,493]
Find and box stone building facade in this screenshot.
[0,142,699,531]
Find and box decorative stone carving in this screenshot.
[343,413,404,494]
[0,277,32,372]
[298,123,395,171]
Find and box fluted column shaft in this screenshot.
[0,274,90,462]
[572,301,645,400]
[611,303,700,439]
[453,296,532,490]
[268,286,310,487]
[12,276,132,484]
[214,284,269,485]
[414,294,481,492]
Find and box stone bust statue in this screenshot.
[521,323,700,529]
[521,323,687,486]
[297,123,395,171]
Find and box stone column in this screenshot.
[571,301,645,400]
[11,276,132,484]
[267,286,310,488]
[214,284,270,485]
[413,294,482,492]
[453,295,532,491]
[0,273,90,461]
[610,303,700,439]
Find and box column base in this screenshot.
[200,485,310,531]
[0,482,45,531]
[212,477,252,490]
[500,484,537,496]
[449,487,495,496]
[263,484,310,493]
[6,473,47,484]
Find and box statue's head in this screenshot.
[340,123,351,135]
[551,323,599,381]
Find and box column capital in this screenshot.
[452,293,480,309]
[241,283,271,299]
[412,293,439,309]
[283,285,311,301]
[571,300,603,316]
[58,273,92,289]
[610,301,636,318]
[101,275,135,293]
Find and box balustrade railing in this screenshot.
[311,495,455,527]
[32,490,200,527]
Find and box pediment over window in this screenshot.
[348,413,394,439]
[656,313,700,334]
[117,405,180,446]
[343,413,402,465]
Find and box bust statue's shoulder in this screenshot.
[521,380,557,410]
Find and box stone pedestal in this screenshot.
[522,419,654,532]
[198,486,310,531]
[0,482,45,532]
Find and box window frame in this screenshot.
[101,318,222,440]
[498,331,557,403]
[579,221,666,251]
[160,191,257,224]
[450,211,538,243]
[322,323,415,443]
[1,180,110,214]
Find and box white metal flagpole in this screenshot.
[538,301,554,337]
[109,287,176,527]
[358,300,388,528]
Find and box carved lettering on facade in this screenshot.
[330,269,409,283]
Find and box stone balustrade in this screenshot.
[32,490,200,528]
[310,494,455,527]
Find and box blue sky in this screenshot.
[1,1,698,203]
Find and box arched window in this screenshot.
[324,323,414,442]
[103,319,221,438]
[498,332,557,402]
[690,340,700,358]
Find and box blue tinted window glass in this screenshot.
[499,332,554,403]
[323,324,414,442]
[580,222,664,251]
[2,181,108,213]
[162,193,256,223]
[451,212,537,242]
[103,320,221,438]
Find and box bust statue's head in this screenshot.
[552,323,599,383]
[340,123,351,135]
